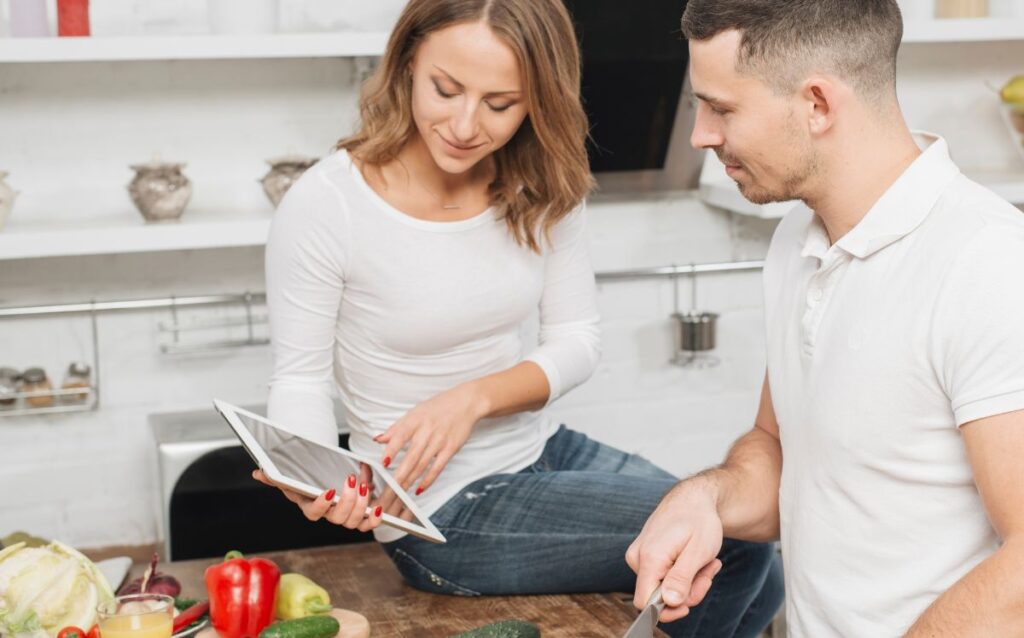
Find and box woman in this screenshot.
[261,1,783,635]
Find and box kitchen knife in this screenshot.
[621,586,665,638]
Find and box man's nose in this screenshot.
[690,105,724,150]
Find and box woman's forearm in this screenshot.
[463,360,552,420]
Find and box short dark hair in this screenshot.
[681,0,903,98]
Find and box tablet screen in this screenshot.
[216,400,445,543]
[239,411,369,496]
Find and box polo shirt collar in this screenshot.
[802,132,961,260]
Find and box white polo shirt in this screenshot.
[764,133,1024,636]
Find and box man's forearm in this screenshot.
[688,425,783,542]
[905,539,1024,637]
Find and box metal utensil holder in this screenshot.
[671,265,720,368]
[158,292,269,355]
[0,309,100,418]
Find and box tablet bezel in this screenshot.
[213,399,446,544]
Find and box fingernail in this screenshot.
[415,486,424,495]
[324,488,336,501]
[359,482,368,497]
[347,474,357,488]
[375,506,382,517]
[383,456,392,468]
[373,434,384,442]
[663,589,683,606]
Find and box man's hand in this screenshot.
[626,478,725,623]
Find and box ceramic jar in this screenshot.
[128,162,192,223]
[260,155,317,208]
[0,171,18,231]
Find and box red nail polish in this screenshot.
[383,456,391,468]
[375,506,383,517]
[324,488,336,501]
[359,483,368,497]
[347,474,356,488]
[415,486,424,496]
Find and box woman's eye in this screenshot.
[434,84,456,99]
[487,103,513,113]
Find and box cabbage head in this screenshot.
[0,541,114,638]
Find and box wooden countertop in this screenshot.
[160,542,665,638]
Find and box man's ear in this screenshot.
[800,76,846,136]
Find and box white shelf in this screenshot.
[903,18,1024,43]
[0,19,1017,64]
[0,32,389,63]
[0,212,272,260]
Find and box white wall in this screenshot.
[2,5,1023,549]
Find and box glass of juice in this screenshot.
[97,594,175,638]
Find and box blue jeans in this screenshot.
[382,426,784,638]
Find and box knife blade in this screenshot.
[622,586,666,638]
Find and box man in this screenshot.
[627,0,1024,635]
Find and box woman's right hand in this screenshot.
[252,465,384,532]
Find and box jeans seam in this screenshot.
[391,547,481,597]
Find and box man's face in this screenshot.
[688,30,819,204]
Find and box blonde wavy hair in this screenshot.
[337,0,594,253]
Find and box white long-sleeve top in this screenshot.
[265,150,601,542]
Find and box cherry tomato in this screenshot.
[57,626,86,638]
[87,624,100,638]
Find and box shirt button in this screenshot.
[810,288,823,301]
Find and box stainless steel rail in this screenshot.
[0,292,267,319]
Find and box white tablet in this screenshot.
[213,399,446,544]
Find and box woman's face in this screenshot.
[409,21,529,175]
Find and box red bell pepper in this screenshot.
[204,550,280,638]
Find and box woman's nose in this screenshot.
[450,104,480,143]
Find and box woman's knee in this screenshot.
[385,546,482,597]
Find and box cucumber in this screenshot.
[258,615,340,638]
[451,619,541,638]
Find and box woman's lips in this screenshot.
[439,134,484,156]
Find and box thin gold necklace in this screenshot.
[398,158,463,210]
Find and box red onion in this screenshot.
[116,553,182,597]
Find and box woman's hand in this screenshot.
[252,464,383,532]
[375,383,487,497]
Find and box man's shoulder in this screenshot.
[932,174,1024,240]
